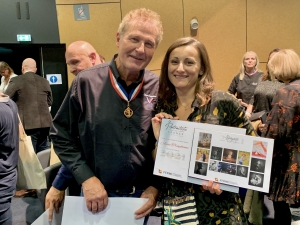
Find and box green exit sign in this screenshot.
[17,34,31,42]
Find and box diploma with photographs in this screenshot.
[153,119,274,193]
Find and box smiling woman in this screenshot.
[152,37,255,224]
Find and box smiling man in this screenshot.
[50,8,163,225]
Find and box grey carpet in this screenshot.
[12,196,43,225]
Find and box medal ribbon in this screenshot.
[109,68,144,103]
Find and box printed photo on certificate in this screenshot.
[153,119,274,193]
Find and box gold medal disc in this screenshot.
[124,107,133,118]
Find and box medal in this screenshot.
[124,101,133,118]
[109,68,144,118]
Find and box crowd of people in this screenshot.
[1,7,300,225]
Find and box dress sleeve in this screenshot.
[261,86,296,140]
[211,91,256,136]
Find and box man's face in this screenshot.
[65,51,94,76]
[116,20,157,74]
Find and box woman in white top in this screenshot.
[0,62,17,93]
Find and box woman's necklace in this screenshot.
[178,100,194,111]
[245,69,258,76]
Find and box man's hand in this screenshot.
[45,186,65,221]
[135,186,158,219]
[202,180,222,195]
[82,176,108,214]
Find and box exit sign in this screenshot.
[17,34,31,42]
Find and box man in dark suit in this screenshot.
[6,58,52,153]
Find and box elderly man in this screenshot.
[46,41,105,221]
[50,8,163,224]
[0,92,19,225]
[6,58,52,153]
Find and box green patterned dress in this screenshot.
[157,90,256,225]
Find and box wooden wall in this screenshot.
[56,0,300,90]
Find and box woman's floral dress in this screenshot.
[262,79,300,204]
[157,90,255,225]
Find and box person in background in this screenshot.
[0,92,19,225]
[228,51,263,118]
[246,49,284,132]
[50,8,163,225]
[152,37,255,224]
[0,62,17,93]
[6,58,52,153]
[65,41,105,76]
[5,58,52,197]
[262,49,300,225]
[45,40,105,221]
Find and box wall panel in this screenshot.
[56,0,119,4]
[247,0,300,62]
[55,0,300,89]
[56,3,121,84]
[121,0,183,71]
[184,0,246,91]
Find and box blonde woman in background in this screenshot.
[0,62,17,93]
[246,49,284,133]
[228,51,263,118]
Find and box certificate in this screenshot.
[154,119,274,193]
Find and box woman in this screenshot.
[152,37,255,224]
[228,51,263,118]
[262,49,300,225]
[247,49,284,122]
[0,62,17,93]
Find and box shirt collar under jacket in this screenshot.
[23,70,35,73]
[109,54,144,85]
[0,93,9,102]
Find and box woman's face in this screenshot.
[168,45,202,92]
[0,68,10,77]
[243,52,257,70]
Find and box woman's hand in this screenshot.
[151,113,178,140]
[237,99,248,108]
[202,180,222,195]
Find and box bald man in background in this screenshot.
[45,41,104,221]
[65,41,105,76]
[6,58,52,153]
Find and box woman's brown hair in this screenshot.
[262,48,281,81]
[158,37,214,112]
